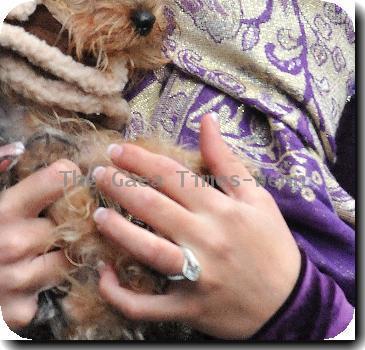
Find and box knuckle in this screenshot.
[219,241,232,258]
[0,235,28,263]
[49,159,81,181]
[138,190,155,207]
[202,276,221,293]
[206,237,231,258]
[144,238,161,266]
[154,155,178,174]
[216,201,239,218]
[9,272,31,292]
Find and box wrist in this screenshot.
[249,247,306,340]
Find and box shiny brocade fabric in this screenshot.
[127,0,355,224]
[124,0,355,339]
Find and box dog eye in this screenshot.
[131,10,156,36]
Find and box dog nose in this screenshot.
[131,10,156,36]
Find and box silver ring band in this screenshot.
[167,247,201,282]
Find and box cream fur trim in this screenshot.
[0,54,130,126]
[6,1,40,22]
[0,23,129,96]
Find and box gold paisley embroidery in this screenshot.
[301,187,316,202]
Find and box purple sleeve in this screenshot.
[250,249,354,341]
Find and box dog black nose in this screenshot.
[131,10,156,36]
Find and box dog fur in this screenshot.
[7,0,168,71]
[0,0,203,340]
[0,0,252,341]
[1,104,207,340]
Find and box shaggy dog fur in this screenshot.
[0,102,207,340]
[7,0,168,70]
[0,0,253,341]
[0,0,204,340]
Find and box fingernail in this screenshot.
[209,112,220,123]
[107,144,123,158]
[96,260,106,273]
[208,112,221,134]
[13,142,25,156]
[92,166,106,180]
[0,159,11,172]
[93,207,108,224]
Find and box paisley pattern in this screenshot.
[177,0,242,43]
[125,0,355,306]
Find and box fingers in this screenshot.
[93,166,195,240]
[0,142,24,159]
[0,142,25,173]
[0,218,56,264]
[105,143,222,211]
[0,159,81,218]
[200,113,260,202]
[1,295,39,331]
[99,265,192,322]
[1,250,71,297]
[94,208,184,275]
[0,159,11,172]
[30,251,71,293]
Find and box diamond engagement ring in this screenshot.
[167,247,201,282]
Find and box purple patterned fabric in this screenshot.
[125,0,355,340]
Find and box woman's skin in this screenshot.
[93,113,301,339]
[0,158,76,330]
[0,142,25,172]
[0,113,301,338]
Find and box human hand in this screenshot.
[0,142,25,173]
[0,159,78,331]
[92,113,301,339]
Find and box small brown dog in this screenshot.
[1,0,169,131]
[7,0,168,69]
[0,0,207,340]
[0,103,206,340]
